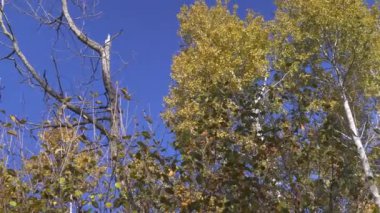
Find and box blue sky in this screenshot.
[0,0,276,129]
[94,0,275,121]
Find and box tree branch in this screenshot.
[0,6,109,137]
[61,0,102,53]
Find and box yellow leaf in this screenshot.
[9,115,17,123]
[115,182,122,189]
[121,88,131,100]
[9,201,17,207]
[59,177,65,184]
[75,190,82,197]
[7,130,17,137]
[54,148,65,155]
[105,202,113,208]
[168,169,175,177]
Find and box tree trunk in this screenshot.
[69,201,75,213]
[342,92,380,207]
[252,77,267,141]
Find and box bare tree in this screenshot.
[0,0,134,211]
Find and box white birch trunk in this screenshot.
[342,93,380,207]
[69,201,74,213]
[253,77,267,141]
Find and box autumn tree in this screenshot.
[1,0,380,212]
[163,1,282,211]
[271,0,380,210]
[164,0,380,211]
[0,0,154,211]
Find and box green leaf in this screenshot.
[374,128,380,134]
[190,151,202,161]
[9,201,17,207]
[74,190,82,198]
[196,174,203,184]
[113,198,124,208]
[92,201,99,209]
[3,123,12,128]
[121,88,131,100]
[7,169,16,177]
[137,141,148,150]
[59,177,65,185]
[165,188,174,194]
[97,194,103,199]
[18,118,27,124]
[141,131,151,139]
[122,135,132,140]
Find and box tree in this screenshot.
[163,1,281,211]
[0,0,149,211]
[1,0,380,211]
[272,0,380,209]
[164,0,380,211]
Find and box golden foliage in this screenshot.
[39,127,78,148]
[164,0,269,146]
[273,0,380,97]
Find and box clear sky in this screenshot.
[94,0,276,122]
[0,0,276,130]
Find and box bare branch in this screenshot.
[0,6,108,137]
[61,0,102,53]
[52,55,65,95]
[61,0,119,140]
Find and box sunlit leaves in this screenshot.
[163,0,273,211]
[115,182,122,189]
[9,201,17,207]
[1,0,380,211]
[14,127,107,211]
[274,0,380,98]
[164,1,269,142]
[271,0,380,210]
[105,202,113,208]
